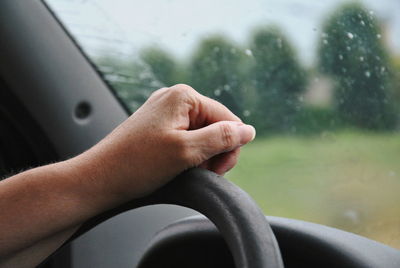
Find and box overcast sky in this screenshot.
[47,0,400,66]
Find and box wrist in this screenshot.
[65,147,133,212]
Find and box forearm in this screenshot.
[0,156,110,261]
[0,226,79,268]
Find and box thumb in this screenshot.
[186,121,256,163]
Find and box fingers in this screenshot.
[200,148,241,175]
[162,84,241,129]
[185,121,256,163]
[198,95,242,124]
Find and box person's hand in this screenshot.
[69,84,255,205]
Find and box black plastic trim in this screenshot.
[139,215,400,268]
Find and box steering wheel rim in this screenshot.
[44,168,283,268]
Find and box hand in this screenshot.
[70,84,255,204]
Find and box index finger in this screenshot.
[191,94,242,129]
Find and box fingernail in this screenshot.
[238,124,256,145]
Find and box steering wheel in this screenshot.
[50,168,284,268]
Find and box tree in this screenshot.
[140,46,182,87]
[248,26,307,133]
[188,35,244,117]
[392,57,400,121]
[318,3,396,129]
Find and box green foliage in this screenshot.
[318,3,396,129]
[140,47,182,86]
[248,26,307,134]
[294,106,345,135]
[392,57,400,119]
[187,35,245,116]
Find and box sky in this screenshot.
[47,0,400,66]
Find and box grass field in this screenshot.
[226,130,400,249]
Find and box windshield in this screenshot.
[45,0,400,248]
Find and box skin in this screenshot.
[0,84,255,267]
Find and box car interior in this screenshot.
[0,1,399,267]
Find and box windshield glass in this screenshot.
[45,0,400,248]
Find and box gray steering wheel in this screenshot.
[43,168,284,268]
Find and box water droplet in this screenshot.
[365,71,371,78]
[223,84,231,91]
[343,209,360,224]
[339,54,343,60]
[243,110,251,117]
[347,32,354,39]
[360,20,365,26]
[346,46,351,51]
[369,10,374,15]
[245,49,253,56]
[359,56,364,61]
[323,39,328,45]
[321,32,328,38]
[381,66,386,73]
[214,89,221,96]
[377,34,382,39]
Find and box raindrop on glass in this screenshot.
[347,32,354,39]
[343,209,360,224]
[365,71,371,78]
[245,49,253,56]
[223,84,231,91]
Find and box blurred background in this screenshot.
[46,0,400,248]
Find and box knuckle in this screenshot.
[219,123,236,149]
[165,84,197,105]
[171,84,195,93]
